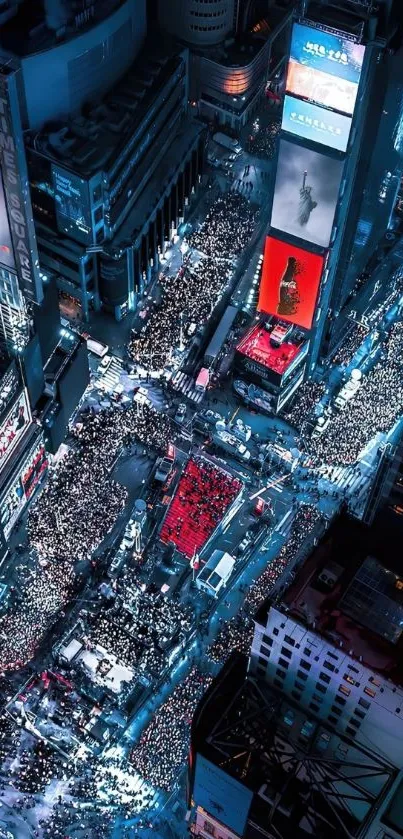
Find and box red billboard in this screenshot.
[258,237,324,329]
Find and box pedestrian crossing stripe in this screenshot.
[171,371,204,403]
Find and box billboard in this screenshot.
[290,23,365,85]
[258,236,324,329]
[0,167,15,271]
[22,439,48,499]
[0,65,43,303]
[52,165,92,245]
[0,473,25,539]
[193,753,253,836]
[282,95,352,152]
[0,389,31,475]
[286,61,359,116]
[271,139,344,247]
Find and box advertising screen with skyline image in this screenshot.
[271,139,344,248]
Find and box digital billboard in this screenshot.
[0,167,15,271]
[290,23,365,85]
[282,95,352,152]
[52,165,92,245]
[0,474,25,539]
[22,440,48,499]
[271,139,344,247]
[0,390,31,475]
[194,753,253,836]
[286,61,359,115]
[258,236,324,329]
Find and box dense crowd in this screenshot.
[128,191,257,373]
[188,191,258,259]
[0,403,176,671]
[311,322,403,466]
[209,613,254,663]
[285,380,326,432]
[245,119,280,159]
[332,322,368,367]
[130,667,212,791]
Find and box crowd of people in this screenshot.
[245,118,280,159]
[130,667,212,791]
[0,402,177,671]
[332,322,368,367]
[128,190,258,373]
[189,191,258,260]
[160,456,242,558]
[285,380,325,432]
[311,322,403,466]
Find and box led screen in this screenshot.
[282,95,352,152]
[194,753,253,835]
[0,390,31,475]
[290,23,365,85]
[286,60,359,115]
[52,165,92,245]
[271,139,344,247]
[0,167,15,271]
[0,475,25,539]
[22,441,48,499]
[258,236,324,329]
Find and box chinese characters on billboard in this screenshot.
[258,236,324,329]
[271,139,344,248]
[282,95,352,152]
[0,390,31,475]
[52,165,92,245]
[287,23,365,116]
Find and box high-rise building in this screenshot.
[259,0,403,386]
[188,652,400,839]
[248,515,403,768]
[158,0,237,47]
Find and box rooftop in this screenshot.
[237,322,305,375]
[280,515,403,681]
[191,654,397,839]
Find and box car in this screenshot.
[155,457,174,483]
[122,535,135,550]
[199,409,222,426]
[175,403,187,424]
[98,354,112,371]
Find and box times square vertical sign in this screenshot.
[0,64,42,304]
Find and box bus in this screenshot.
[86,337,109,358]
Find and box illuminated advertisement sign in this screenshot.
[0,65,43,303]
[290,23,365,85]
[286,61,358,116]
[52,165,92,245]
[194,753,253,835]
[271,139,344,248]
[0,389,31,475]
[282,95,352,152]
[0,473,24,539]
[258,236,324,329]
[22,440,48,499]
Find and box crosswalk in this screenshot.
[318,463,368,495]
[97,357,123,392]
[170,371,204,403]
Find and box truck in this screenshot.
[212,132,242,154]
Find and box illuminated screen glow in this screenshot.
[0,167,15,271]
[258,236,324,329]
[290,23,365,85]
[0,390,31,475]
[52,165,92,246]
[271,139,344,248]
[286,59,359,115]
[194,753,253,835]
[282,95,352,152]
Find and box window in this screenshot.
[323,661,335,672]
[339,685,351,697]
[359,698,370,710]
[291,690,301,700]
[309,702,319,712]
[258,656,267,666]
[261,644,270,656]
[281,647,292,659]
[278,658,289,670]
[369,676,381,687]
[316,682,327,694]
[313,693,323,703]
[344,673,356,686]
[364,687,376,698]
[94,206,103,224]
[348,664,359,674]
[328,715,338,725]
[319,672,331,684]
[256,665,266,677]
[303,647,311,657]
[297,671,308,682]
[300,660,311,671]
[204,822,215,837]
[273,628,279,636]
[345,725,356,738]
[276,669,286,679]
[331,705,342,716]
[335,695,346,706]
[263,634,272,647]
[295,681,305,692]
[354,708,365,719]
[327,652,339,661]
[284,635,295,646]
[273,678,283,688]
[349,718,361,728]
